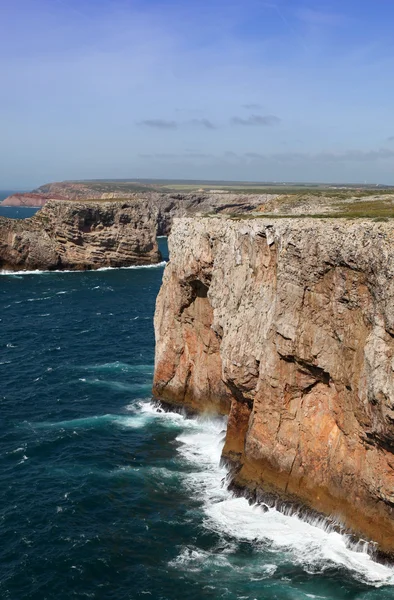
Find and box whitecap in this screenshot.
[31,414,119,430]
[29,409,166,432]
[154,407,394,587]
[6,447,24,455]
[0,261,167,276]
[27,296,51,302]
[169,546,232,572]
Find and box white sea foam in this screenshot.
[152,406,394,587]
[0,261,167,276]
[122,400,196,430]
[32,413,131,430]
[29,400,183,433]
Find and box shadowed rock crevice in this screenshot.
[278,354,331,386]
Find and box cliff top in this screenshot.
[3,179,394,218]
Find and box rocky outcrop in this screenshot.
[0,200,160,271]
[153,216,394,557]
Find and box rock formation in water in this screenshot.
[0,200,160,271]
[153,215,394,557]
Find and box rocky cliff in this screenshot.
[1,192,68,207]
[1,182,275,234]
[153,216,394,557]
[0,200,160,271]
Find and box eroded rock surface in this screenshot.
[153,216,394,556]
[0,200,160,271]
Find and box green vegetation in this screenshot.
[69,179,394,197]
[330,199,394,218]
[35,179,394,219]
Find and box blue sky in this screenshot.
[1,0,394,187]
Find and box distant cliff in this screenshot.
[0,200,160,271]
[1,181,276,234]
[153,216,394,557]
[1,192,68,207]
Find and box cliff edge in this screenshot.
[153,216,394,556]
[0,200,160,271]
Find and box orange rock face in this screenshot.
[1,193,67,207]
[153,216,394,556]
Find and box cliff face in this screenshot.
[153,216,394,556]
[0,200,160,271]
[1,192,68,207]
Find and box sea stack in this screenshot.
[0,200,161,271]
[153,215,394,557]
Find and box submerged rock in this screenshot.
[0,200,161,271]
[153,215,394,557]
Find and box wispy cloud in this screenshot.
[242,103,262,110]
[139,148,394,164]
[138,119,177,129]
[317,148,394,162]
[189,118,216,129]
[387,136,394,142]
[138,152,212,159]
[244,152,264,158]
[186,152,212,158]
[241,148,394,163]
[139,118,216,130]
[231,114,281,126]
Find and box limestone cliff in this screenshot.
[153,216,394,556]
[0,200,160,271]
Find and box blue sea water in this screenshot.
[0,191,38,219]
[1,205,394,599]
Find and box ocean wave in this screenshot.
[0,261,167,276]
[81,361,153,374]
[149,407,394,588]
[26,401,186,433]
[79,379,152,393]
[30,414,121,430]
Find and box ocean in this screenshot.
[0,191,38,219]
[1,203,394,599]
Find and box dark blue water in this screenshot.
[0,206,38,219]
[1,207,394,599]
[0,190,39,219]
